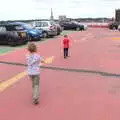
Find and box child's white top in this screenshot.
[26,53,41,75]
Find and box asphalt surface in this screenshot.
[0,28,120,120]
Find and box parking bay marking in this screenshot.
[74,38,87,43]
[1,56,120,92]
[0,71,27,92]
[112,38,120,41]
[0,56,55,92]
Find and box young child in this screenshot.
[63,35,70,58]
[26,42,45,104]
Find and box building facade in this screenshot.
[115,9,120,23]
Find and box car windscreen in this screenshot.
[23,24,33,29]
[41,22,48,27]
[6,25,24,31]
[35,22,41,27]
[71,21,79,25]
[50,21,56,25]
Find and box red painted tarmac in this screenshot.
[0,28,120,120]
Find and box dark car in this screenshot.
[9,22,43,41]
[0,24,28,46]
[60,21,84,31]
[109,22,118,30]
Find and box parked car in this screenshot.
[32,21,57,38]
[60,21,84,31]
[0,24,28,46]
[118,25,120,31]
[9,22,43,41]
[109,22,118,30]
[79,23,88,30]
[54,23,62,35]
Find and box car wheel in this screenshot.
[24,41,28,45]
[57,32,60,35]
[43,32,48,38]
[57,30,60,35]
[62,27,64,30]
[76,27,80,31]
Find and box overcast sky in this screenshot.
[0,0,120,20]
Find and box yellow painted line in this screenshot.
[0,56,55,92]
[0,71,27,92]
[112,38,120,40]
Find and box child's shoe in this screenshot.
[33,99,39,105]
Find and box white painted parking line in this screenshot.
[74,38,87,43]
[81,38,87,41]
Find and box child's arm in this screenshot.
[39,57,45,67]
[41,59,45,63]
[40,57,46,63]
[40,57,49,64]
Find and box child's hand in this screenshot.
[44,59,50,64]
[44,56,54,64]
[39,63,43,66]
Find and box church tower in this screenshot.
[50,8,54,21]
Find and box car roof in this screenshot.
[35,20,55,23]
[0,22,25,26]
[8,22,26,25]
[0,24,15,27]
[36,20,50,22]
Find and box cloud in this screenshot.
[101,0,120,1]
[0,0,119,20]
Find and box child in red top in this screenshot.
[63,35,70,58]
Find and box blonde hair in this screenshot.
[27,42,37,53]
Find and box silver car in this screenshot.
[32,21,57,38]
